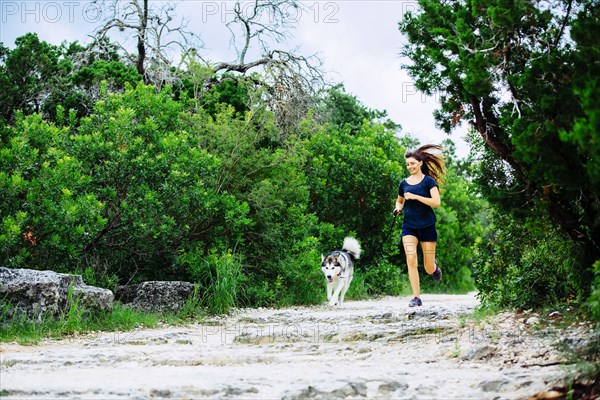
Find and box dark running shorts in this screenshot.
[401,224,438,242]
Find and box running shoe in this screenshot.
[408,297,422,307]
[432,259,442,282]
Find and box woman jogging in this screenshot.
[394,144,445,307]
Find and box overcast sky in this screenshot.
[0,0,470,157]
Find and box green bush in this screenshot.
[0,77,490,312]
[358,261,409,297]
[273,235,328,306]
[473,208,584,308]
[0,113,106,270]
[587,261,600,322]
[301,121,405,244]
[0,84,253,282]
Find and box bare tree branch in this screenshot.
[90,0,203,86]
[195,1,326,133]
[226,0,302,66]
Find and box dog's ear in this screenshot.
[321,254,324,262]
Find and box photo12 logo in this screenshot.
[201,321,340,344]
[199,1,340,24]
[1,1,341,25]
[401,82,442,104]
[399,1,420,21]
[2,1,135,24]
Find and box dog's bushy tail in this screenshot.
[342,237,361,260]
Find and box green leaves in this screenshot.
[400,0,600,308]
[302,122,405,253]
[0,49,488,309]
[0,114,105,270]
[473,209,582,308]
[0,34,143,125]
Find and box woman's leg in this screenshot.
[402,235,420,297]
[421,241,437,274]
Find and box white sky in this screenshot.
[0,0,470,157]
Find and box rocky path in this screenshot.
[0,293,586,399]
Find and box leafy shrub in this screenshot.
[473,208,584,308]
[0,113,106,270]
[587,261,600,322]
[0,84,253,282]
[0,78,490,311]
[301,123,404,256]
[358,261,409,297]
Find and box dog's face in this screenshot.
[321,254,343,283]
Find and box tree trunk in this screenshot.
[136,0,148,81]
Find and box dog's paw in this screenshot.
[328,300,339,306]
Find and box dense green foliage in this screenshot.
[0,40,484,313]
[588,262,600,321]
[0,21,499,316]
[0,33,141,124]
[4,0,598,320]
[399,0,600,312]
[314,85,393,134]
[433,142,485,293]
[473,209,583,308]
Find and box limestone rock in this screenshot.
[480,379,510,392]
[462,344,497,360]
[0,267,113,320]
[115,281,196,313]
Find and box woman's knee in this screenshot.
[424,260,436,274]
[405,254,418,268]
[421,242,437,273]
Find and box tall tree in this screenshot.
[92,0,201,85]
[0,33,63,123]
[92,0,324,133]
[314,84,394,135]
[398,0,600,279]
[0,34,141,124]
[184,0,325,134]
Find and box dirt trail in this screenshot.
[0,293,580,399]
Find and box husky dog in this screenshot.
[321,237,361,306]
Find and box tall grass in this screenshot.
[202,252,242,315]
[1,258,242,344]
[178,284,203,319]
[0,302,163,345]
[63,283,84,332]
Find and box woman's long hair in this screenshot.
[405,144,446,185]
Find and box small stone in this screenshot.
[378,381,408,394]
[331,382,367,397]
[548,311,561,318]
[462,344,497,360]
[480,379,509,392]
[150,389,172,397]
